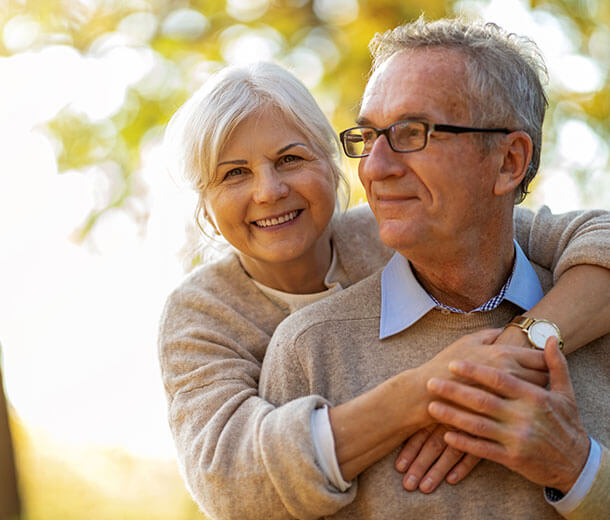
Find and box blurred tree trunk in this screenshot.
[0,362,20,519]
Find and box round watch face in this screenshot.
[528,321,560,350]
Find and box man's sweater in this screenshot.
[159,205,610,519]
[261,250,609,519]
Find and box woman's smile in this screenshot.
[252,209,303,229]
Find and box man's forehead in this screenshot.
[359,48,469,124]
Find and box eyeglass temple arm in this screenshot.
[432,124,511,134]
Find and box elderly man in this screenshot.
[260,18,609,519]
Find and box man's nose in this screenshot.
[358,134,406,183]
[252,167,289,204]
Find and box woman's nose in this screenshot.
[252,168,289,204]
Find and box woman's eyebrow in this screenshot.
[277,142,306,154]
[217,159,248,167]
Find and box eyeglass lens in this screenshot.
[343,121,427,156]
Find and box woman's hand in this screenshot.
[395,424,480,493]
[420,328,548,388]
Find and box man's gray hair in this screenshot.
[164,62,346,232]
[369,17,549,203]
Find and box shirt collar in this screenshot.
[379,240,544,339]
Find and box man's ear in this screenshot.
[493,131,533,196]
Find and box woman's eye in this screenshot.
[279,154,302,165]
[223,167,244,180]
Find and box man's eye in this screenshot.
[361,130,376,142]
[396,123,424,137]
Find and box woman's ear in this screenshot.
[202,201,220,235]
[493,131,533,196]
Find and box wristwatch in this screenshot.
[507,316,564,350]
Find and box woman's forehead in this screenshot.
[219,108,310,158]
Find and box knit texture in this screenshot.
[158,205,610,519]
[565,445,610,519]
[261,264,609,519]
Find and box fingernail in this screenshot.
[449,360,465,372]
[428,402,441,415]
[420,478,433,492]
[406,475,418,490]
[396,458,408,472]
[427,378,440,391]
[444,431,457,443]
[447,471,458,483]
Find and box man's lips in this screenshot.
[252,209,302,228]
[375,194,419,202]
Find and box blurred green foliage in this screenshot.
[1,0,607,239]
[0,1,608,515]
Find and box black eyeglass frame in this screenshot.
[339,120,513,158]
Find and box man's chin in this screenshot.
[378,221,426,253]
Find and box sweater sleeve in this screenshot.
[259,321,359,519]
[159,272,354,520]
[562,443,610,519]
[513,205,610,280]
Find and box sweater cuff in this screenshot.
[544,437,601,514]
[311,405,352,492]
[260,395,357,519]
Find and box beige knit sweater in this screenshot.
[260,224,610,519]
[158,205,610,520]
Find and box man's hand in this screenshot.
[394,328,548,493]
[426,337,590,494]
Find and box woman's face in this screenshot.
[204,108,337,270]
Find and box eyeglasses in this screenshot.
[339,120,512,158]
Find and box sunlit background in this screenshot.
[0,0,608,518]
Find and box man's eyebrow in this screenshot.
[355,116,373,126]
[277,142,306,154]
[217,159,248,167]
[355,114,431,127]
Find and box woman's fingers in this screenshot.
[415,444,468,493]
[394,426,434,472]
[400,426,448,490]
[445,453,481,485]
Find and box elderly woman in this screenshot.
[158,62,610,519]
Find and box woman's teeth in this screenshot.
[255,210,300,228]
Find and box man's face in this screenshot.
[357,48,503,257]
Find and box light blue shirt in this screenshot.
[377,240,599,508]
[380,240,543,339]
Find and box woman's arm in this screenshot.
[159,262,356,520]
[496,264,610,352]
[511,205,610,352]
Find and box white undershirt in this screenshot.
[252,242,343,313]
